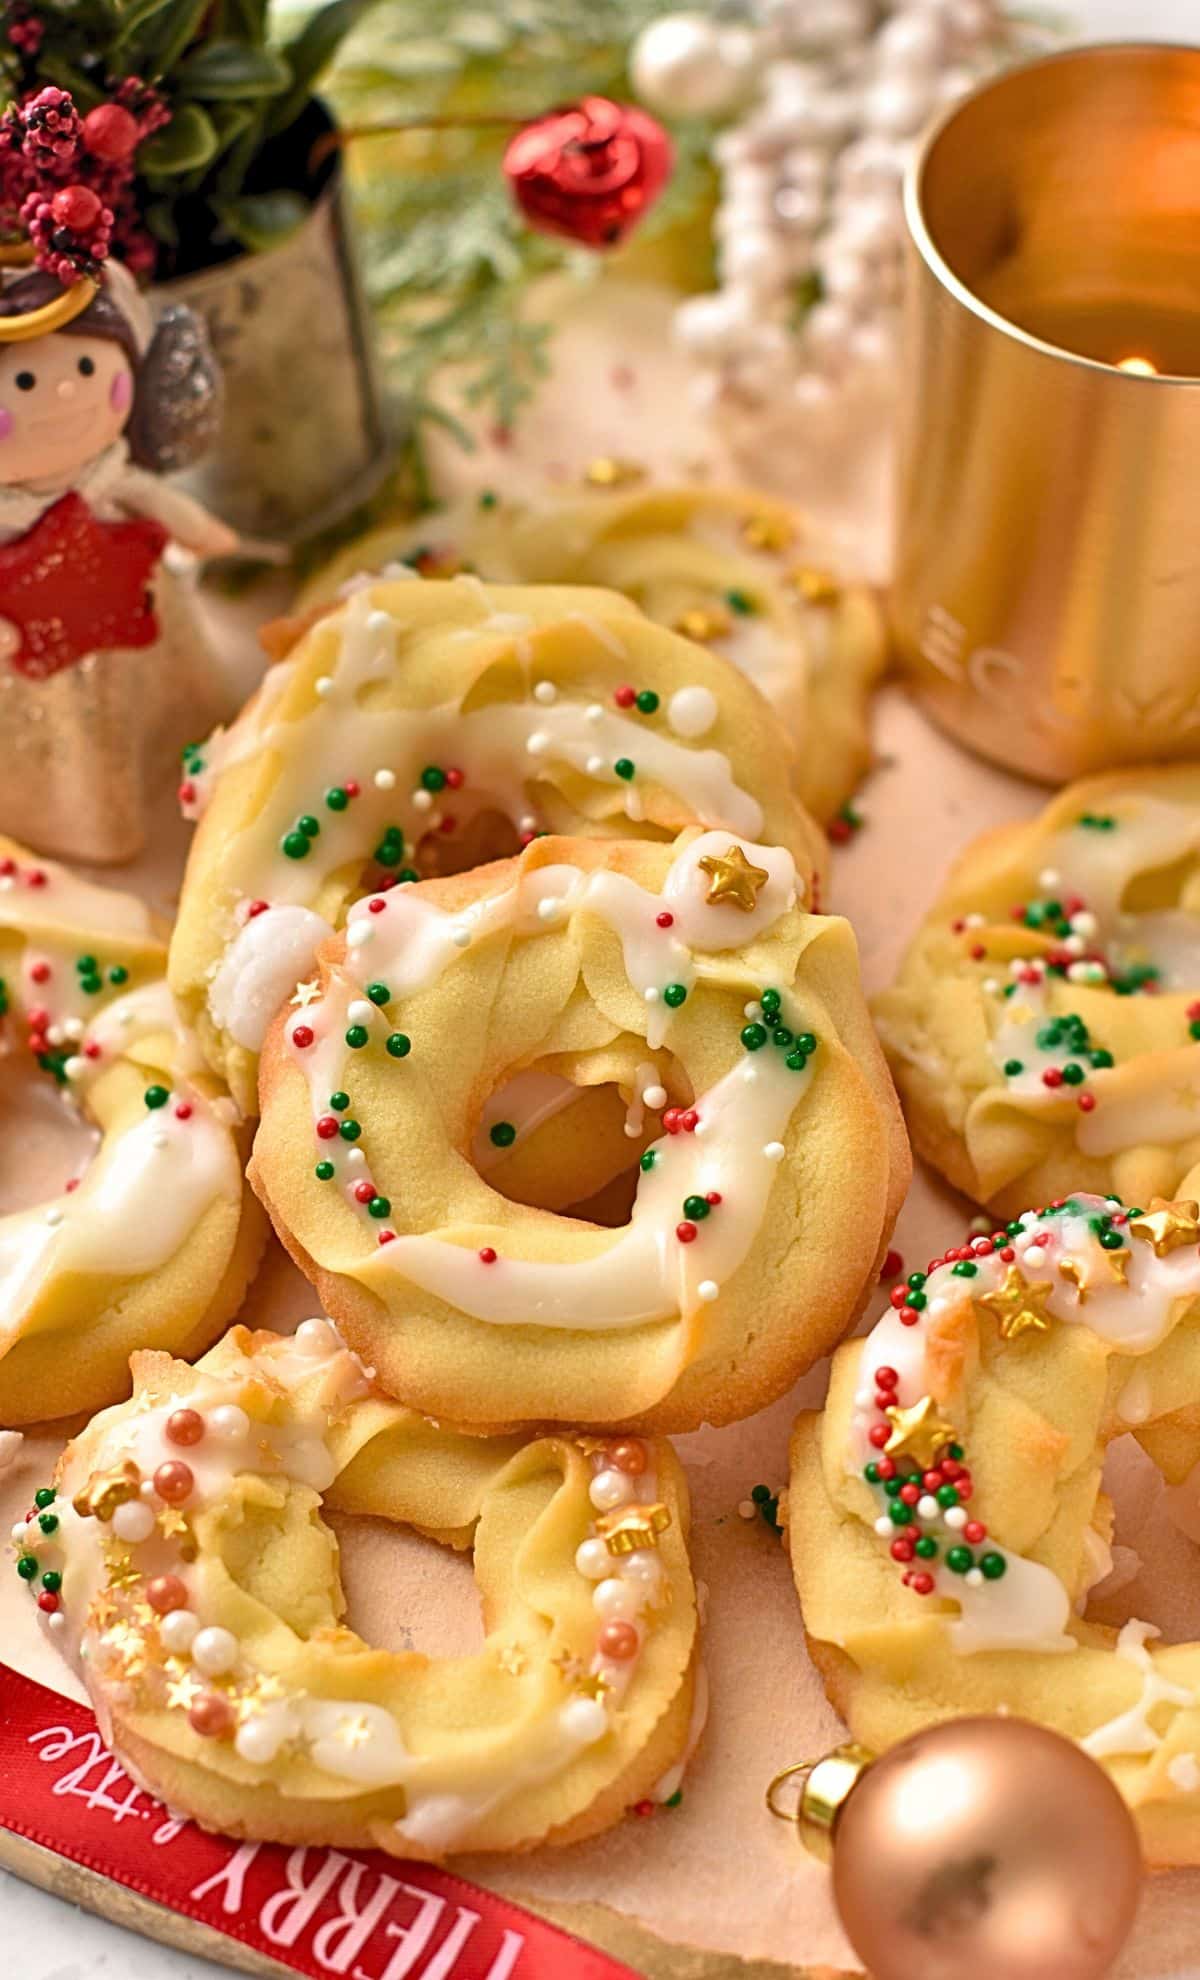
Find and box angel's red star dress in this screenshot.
[0,490,167,679]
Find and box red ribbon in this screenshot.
[0,1664,642,1980]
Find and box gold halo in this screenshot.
[0,275,97,342]
[0,241,35,267]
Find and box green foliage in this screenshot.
[327,0,718,459]
[3,0,372,273]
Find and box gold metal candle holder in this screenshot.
[890,45,1200,784]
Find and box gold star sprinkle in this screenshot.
[741,512,794,553]
[336,1714,371,1750]
[290,979,322,1009]
[788,565,842,607]
[697,843,770,914]
[673,605,732,644]
[975,1264,1056,1342]
[165,1669,203,1711]
[583,457,645,489]
[883,1395,958,1468]
[575,1672,613,1700]
[495,1643,529,1677]
[73,1459,141,1522]
[551,1649,583,1682]
[595,1501,673,1556]
[86,1591,119,1633]
[101,1540,143,1591]
[1130,1198,1200,1258]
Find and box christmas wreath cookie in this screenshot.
[294,480,886,825]
[28,1319,700,1856]
[788,1183,1200,1864]
[171,576,827,1116]
[0,837,263,1424]
[874,766,1200,1220]
[250,828,908,1432]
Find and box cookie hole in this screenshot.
[474,1058,690,1228]
[329,1512,486,1659]
[1118,852,1195,915]
[0,1053,97,1214]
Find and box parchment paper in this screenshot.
[2,279,1199,1977]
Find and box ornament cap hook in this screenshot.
[767,1744,875,1863]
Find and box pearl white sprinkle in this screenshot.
[46,1024,64,1046]
[518,813,538,834]
[366,610,392,635]
[412,789,434,813]
[589,1468,633,1512]
[594,1577,640,1622]
[965,1567,985,1588]
[1038,868,1060,890]
[738,1499,757,1520]
[743,1001,763,1021]
[236,1713,287,1766]
[943,1505,968,1530]
[347,999,374,1026]
[347,923,373,949]
[140,1479,157,1500]
[622,1549,662,1586]
[526,730,550,756]
[192,1626,239,1675]
[642,1084,667,1110]
[47,1611,65,1634]
[296,1318,336,1354]
[314,676,334,698]
[45,1208,64,1227]
[209,1404,249,1442]
[763,1141,786,1162]
[586,754,606,775]
[560,1697,608,1744]
[347,1147,366,1168]
[697,1279,720,1302]
[644,986,660,1003]
[10,1521,27,1543]
[1023,1246,1047,1269]
[62,1057,85,1083]
[533,680,557,704]
[874,1516,894,1537]
[585,703,605,724]
[112,1499,156,1542]
[373,768,396,791]
[159,1607,199,1654]
[917,1495,940,1521]
[575,1538,610,1580]
[452,926,472,949]
[63,1018,84,1041]
[537,897,562,923]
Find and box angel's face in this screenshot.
[0,332,133,484]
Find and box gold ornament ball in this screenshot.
[831,1718,1142,1980]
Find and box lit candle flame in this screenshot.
[1117,355,1159,377]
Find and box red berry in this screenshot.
[82,102,139,161]
[51,184,101,231]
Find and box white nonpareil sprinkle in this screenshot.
[347,999,374,1026]
[452,926,471,949]
[697,1280,720,1302]
[537,897,562,923]
[763,1141,786,1162]
[533,681,556,704]
[347,923,373,949]
[526,731,550,756]
[642,1084,667,1110]
[412,789,434,813]
[373,768,396,790]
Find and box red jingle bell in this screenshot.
[503,96,672,250]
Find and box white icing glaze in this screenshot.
[1081,1620,1196,1758]
[207,905,334,1050]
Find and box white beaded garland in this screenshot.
[594,1578,641,1623]
[159,1607,200,1654]
[560,1696,608,1744]
[589,1468,634,1512]
[574,1537,611,1580]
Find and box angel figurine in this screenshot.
[0,85,240,862]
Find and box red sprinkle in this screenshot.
[368,897,388,914]
[969,943,986,961]
[83,1041,101,1059]
[868,1424,890,1449]
[705,1190,722,1206]
[479,1247,497,1264]
[1041,1067,1064,1088]
[1077,1092,1096,1112]
[663,1108,683,1134]
[950,918,966,934]
[656,911,674,928]
[633,1799,655,1819]
[444,768,464,789]
[827,818,852,844]
[889,1286,908,1310]
[964,1520,987,1544]
[354,1180,375,1204]
[681,1109,699,1133]
[676,1221,698,1244]
[890,1538,914,1562]
[875,1366,898,1389]
[247,898,270,919]
[343,779,360,798]
[174,1102,193,1121]
[378,1230,396,1245]
[0,858,13,876]
[880,1249,904,1281]
[910,1572,935,1596]
[316,1115,339,1140]
[1000,1245,1016,1261]
[899,1306,920,1327]
[292,1025,314,1050]
[899,1482,920,1507]
[178,780,196,806]
[37,1591,59,1613]
[30,961,50,984]
[614,685,636,708]
[27,870,46,888]
[876,1457,896,1480]
[438,815,457,834]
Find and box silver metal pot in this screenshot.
[158,170,392,543]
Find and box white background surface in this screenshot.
[6,4,1199,1975]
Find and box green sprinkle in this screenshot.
[478,488,498,509]
[490,1121,517,1148]
[421,765,446,793]
[40,1569,61,1593]
[980,1551,1007,1580]
[889,1501,911,1525]
[725,587,755,615]
[16,1555,36,1581]
[76,954,96,974]
[345,1025,369,1049]
[1061,1062,1085,1085]
[283,831,310,860]
[386,1032,411,1059]
[863,1462,881,1484]
[614,758,635,781]
[936,1484,959,1508]
[914,1535,938,1559]
[663,982,687,1008]
[398,867,420,884]
[906,1290,927,1311]
[368,1196,391,1219]
[330,1090,350,1111]
[315,1160,335,1180]
[908,1272,927,1289]
[299,814,320,838]
[375,839,403,867]
[326,786,349,811]
[683,1194,711,1221]
[771,1026,795,1048]
[366,982,391,1005]
[946,1545,974,1575]
[1099,1229,1125,1251]
[741,1023,768,1051]
[948,1442,964,1460]
[665,1789,683,1809]
[1091,1049,1114,1068]
[635,689,659,714]
[144,1085,169,1110]
[785,1050,808,1071]
[38,1512,58,1534]
[640,1149,657,1171]
[760,989,782,1014]
[108,965,128,985]
[339,1119,361,1141]
[79,975,102,996]
[1004,1058,1024,1076]
[34,1488,55,1509]
[951,1260,978,1277]
[795,1032,817,1055]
